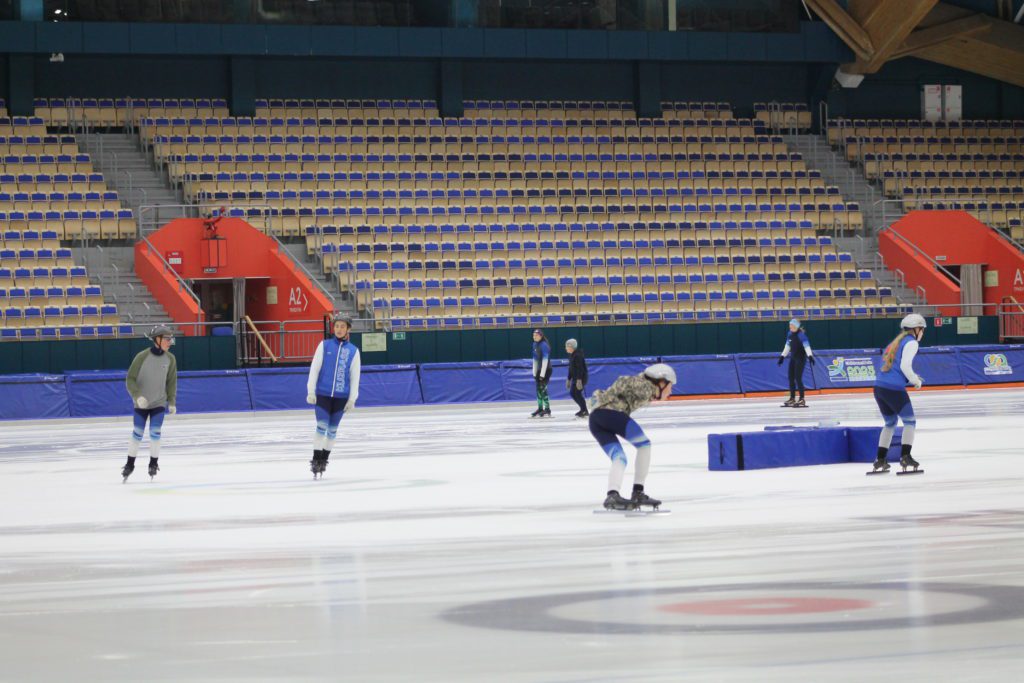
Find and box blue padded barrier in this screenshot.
[66,371,133,417]
[955,344,1024,385]
[0,373,70,420]
[247,364,422,410]
[734,352,820,393]
[662,354,741,395]
[419,362,504,404]
[177,370,253,414]
[586,356,658,393]
[500,359,570,401]
[914,346,964,386]
[709,426,904,471]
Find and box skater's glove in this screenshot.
[566,380,571,390]
[168,405,176,415]
[344,399,356,412]
[912,377,923,389]
[306,393,316,405]
[575,380,584,391]
[808,356,816,366]
[135,396,149,409]
[777,356,785,366]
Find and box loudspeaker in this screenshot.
[834,68,865,89]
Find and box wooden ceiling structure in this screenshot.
[803,0,1024,87]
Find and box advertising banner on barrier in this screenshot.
[500,359,570,401]
[735,353,819,393]
[811,349,881,389]
[956,344,1024,385]
[419,362,504,404]
[0,374,70,420]
[661,355,741,395]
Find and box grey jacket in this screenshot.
[126,348,178,409]
[591,374,657,416]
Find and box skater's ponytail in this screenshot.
[881,331,910,372]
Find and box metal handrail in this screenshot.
[267,231,335,305]
[881,227,962,285]
[139,234,201,314]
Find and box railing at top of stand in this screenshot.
[266,231,336,306]
[136,202,272,238]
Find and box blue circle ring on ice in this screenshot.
[441,582,1024,634]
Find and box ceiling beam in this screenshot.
[889,13,992,60]
[803,0,874,61]
[845,0,939,73]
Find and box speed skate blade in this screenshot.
[896,469,924,476]
[865,470,890,476]
[593,509,671,516]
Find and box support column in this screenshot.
[6,55,35,117]
[229,57,256,118]
[633,61,661,119]
[438,60,464,118]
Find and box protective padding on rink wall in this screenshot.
[709,426,904,471]
[246,366,423,410]
[1,344,1022,420]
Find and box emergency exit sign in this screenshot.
[934,316,953,327]
[393,332,406,341]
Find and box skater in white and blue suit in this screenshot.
[778,318,815,407]
[306,314,361,478]
[589,364,676,511]
[870,314,926,474]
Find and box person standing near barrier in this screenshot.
[778,318,815,407]
[589,364,676,511]
[306,314,361,479]
[122,325,177,483]
[868,314,926,475]
[565,338,589,419]
[531,329,553,418]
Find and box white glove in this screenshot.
[168,405,177,415]
[306,393,316,405]
[344,399,356,412]
[135,396,148,409]
[912,377,923,390]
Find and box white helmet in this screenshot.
[900,313,927,330]
[643,363,677,385]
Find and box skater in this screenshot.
[565,338,589,418]
[306,314,361,478]
[123,325,178,482]
[531,329,552,417]
[778,318,815,407]
[869,314,926,475]
[589,363,676,510]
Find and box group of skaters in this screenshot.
[119,313,927,506]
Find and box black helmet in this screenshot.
[148,325,175,344]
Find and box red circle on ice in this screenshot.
[658,597,874,616]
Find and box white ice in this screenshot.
[2,388,1024,682]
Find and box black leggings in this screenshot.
[788,356,807,399]
[569,384,588,412]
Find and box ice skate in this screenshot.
[602,491,636,511]
[866,458,890,475]
[574,409,590,419]
[631,490,662,509]
[148,458,159,481]
[121,459,135,483]
[897,453,923,476]
[540,408,552,418]
[529,408,543,418]
[792,398,807,408]
[781,398,796,407]
[310,450,325,479]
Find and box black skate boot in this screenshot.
[319,450,331,477]
[148,457,159,481]
[541,408,552,418]
[121,456,135,483]
[530,408,543,418]
[792,398,807,408]
[897,444,923,475]
[574,409,590,419]
[631,485,662,509]
[866,446,891,475]
[781,397,796,407]
[603,491,636,511]
[310,449,323,479]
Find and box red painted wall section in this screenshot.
[134,241,204,334]
[878,230,960,316]
[136,218,333,334]
[880,210,1024,311]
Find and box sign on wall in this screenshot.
[985,270,1000,287]
[957,317,978,335]
[362,333,387,353]
[266,286,278,305]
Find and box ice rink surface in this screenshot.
[2,388,1024,682]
